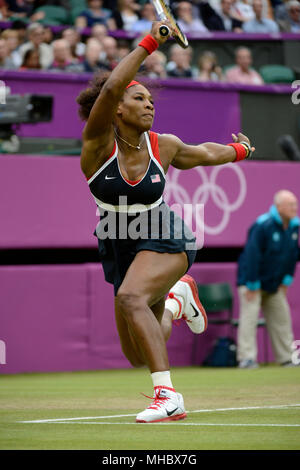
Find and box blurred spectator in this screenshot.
[231,0,272,21]
[131,2,156,33]
[117,39,130,60]
[196,50,224,81]
[6,0,34,18]
[10,19,28,46]
[112,0,140,31]
[0,37,16,68]
[143,50,167,78]
[75,0,116,29]
[176,1,208,33]
[199,0,243,31]
[225,46,264,85]
[243,0,279,32]
[62,27,86,59]
[278,0,300,31]
[19,48,41,69]
[166,43,194,78]
[33,0,71,11]
[262,0,275,19]
[82,37,104,72]
[1,28,22,67]
[230,0,255,22]
[43,26,54,45]
[1,28,19,48]
[91,23,108,42]
[0,0,9,20]
[274,0,290,21]
[103,0,118,9]
[48,38,84,72]
[100,35,119,69]
[18,23,53,69]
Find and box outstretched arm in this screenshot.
[168,132,254,170]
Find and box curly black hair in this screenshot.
[76,70,160,122]
[76,70,111,121]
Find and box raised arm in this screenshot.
[164,132,254,169]
[82,22,171,144]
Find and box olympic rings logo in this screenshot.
[164,164,247,236]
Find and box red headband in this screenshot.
[126,80,140,89]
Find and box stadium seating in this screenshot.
[197,282,234,326]
[259,64,295,84]
[69,0,87,24]
[34,6,71,26]
[197,282,269,363]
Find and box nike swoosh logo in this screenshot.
[191,304,199,318]
[166,407,178,417]
[105,175,116,180]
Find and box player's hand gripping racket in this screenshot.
[152,0,189,48]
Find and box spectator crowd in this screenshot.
[0,0,299,84]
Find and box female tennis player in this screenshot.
[77,20,254,423]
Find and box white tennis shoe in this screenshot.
[136,386,186,423]
[167,274,208,334]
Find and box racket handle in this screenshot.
[159,24,170,37]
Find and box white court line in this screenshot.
[190,404,300,414]
[34,422,300,427]
[19,404,300,424]
[20,413,137,423]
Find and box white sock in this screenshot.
[151,371,174,390]
[165,295,184,320]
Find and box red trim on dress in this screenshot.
[108,141,117,159]
[149,131,162,167]
[123,177,142,186]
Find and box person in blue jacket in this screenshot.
[237,190,299,368]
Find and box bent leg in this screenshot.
[151,297,173,343]
[115,250,188,373]
[114,297,146,368]
[114,296,174,368]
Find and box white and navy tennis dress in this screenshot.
[86,131,196,294]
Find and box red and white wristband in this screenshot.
[227,141,252,162]
[138,34,159,55]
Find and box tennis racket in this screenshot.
[152,0,189,49]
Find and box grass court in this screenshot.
[1,366,300,450]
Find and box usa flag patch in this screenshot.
[151,174,161,183]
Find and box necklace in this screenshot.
[114,129,143,151]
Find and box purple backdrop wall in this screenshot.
[0,155,299,248]
[0,155,300,373]
[0,71,244,143]
[0,72,299,374]
[1,262,299,374]
[0,71,293,144]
